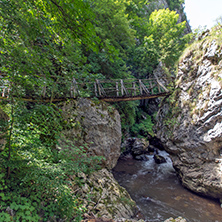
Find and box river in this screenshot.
[112,150,222,222]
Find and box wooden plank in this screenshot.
[42,85,46,97]
[153,74,169,92]
[99,92,171,102]
[96,79,101,96]
[133,82,136,96]
[72,78,79,98]
[150,81,153,94]
[120,79,124,96]
[139,80,143,95]
[157,82,160,93]
[140,80,150,94]
[96,80,106,96]
[94,82,98,97]
[116,82,119,96]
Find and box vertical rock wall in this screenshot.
[156,28,222,199]
[60,98,122,170]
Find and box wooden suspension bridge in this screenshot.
[0,77,170,102]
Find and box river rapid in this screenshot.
[112,151,222,222]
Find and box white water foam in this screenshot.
[141,150,176,182]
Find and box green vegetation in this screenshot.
[0,102,102,221]
[0,0,191,220]
[166,0,184,10]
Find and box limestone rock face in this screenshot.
[74,169,137,220]
[61,98,122,169]
[156,28,222,199]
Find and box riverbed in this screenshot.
[112,151,222,222]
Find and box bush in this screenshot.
[0,102,102,221]
[131,114,154,137]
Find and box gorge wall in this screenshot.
[59,98,139,220]
[60,98,122,170]
[156,27,222,199]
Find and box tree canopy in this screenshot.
[0,0,191,220]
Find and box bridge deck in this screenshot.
[99,92,170,102]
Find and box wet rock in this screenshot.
[147,145,159,155]
[149,136,165,150]
[60,98,121,169]
[121,138,149,160]
[153,154,166,164]
[156,29,222,199]
[134,154,149,161]
[131,138,148,156]
[121,138,136,155]
[147,145,155,153]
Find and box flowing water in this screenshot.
[112,151,222,222]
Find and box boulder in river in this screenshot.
[153,154,167,164]
[121,138,149,160]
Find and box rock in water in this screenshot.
[121,138,149,160]
[153,154,166,164]
[156,27,222,199]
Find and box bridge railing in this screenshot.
[92,78,168,98]
[0,77,169,100]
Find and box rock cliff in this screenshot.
[60,98,122,170]
[75,169,137,220]
[156,27,222,199]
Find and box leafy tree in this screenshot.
[0,1,194,220]
[0,0,99,101]
[145,8,191,67]
[84,0,136,79]
[0,0,103,220]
